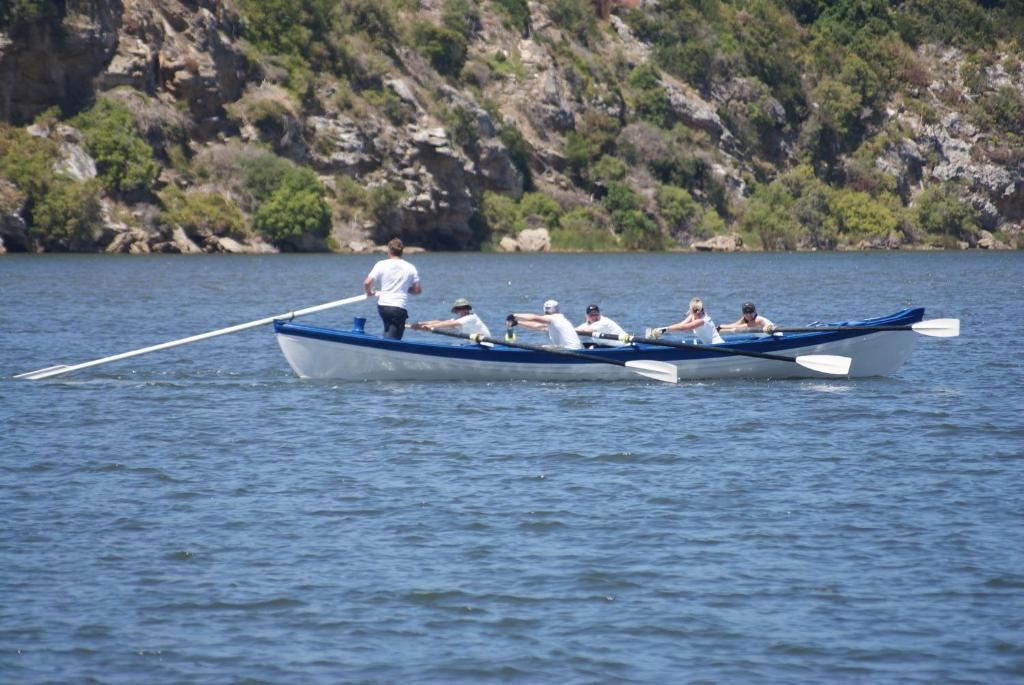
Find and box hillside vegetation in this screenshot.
[0,0,1022,253]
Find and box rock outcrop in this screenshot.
[693,234,743,252]
[497,227,551,252]
[0,1,1021,253]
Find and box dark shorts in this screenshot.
[377,305,408,339]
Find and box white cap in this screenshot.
[543,299,559,313]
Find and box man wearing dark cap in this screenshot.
[576,304,628,347]
[718,302,775,334]
[411,298,491,336]
[363,237,421,339]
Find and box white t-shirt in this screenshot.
[546,313,582,349]
[581,315,628,346]
[456,313,491,337]
[367,258,419,309]
[693,314,724,344]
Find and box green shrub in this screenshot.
[491,0,530,36]
[980,86,1024,134]
[739,181,800,250]
[72,99,158,196]
[697,207,727,240]
[0,124,55,199]
[237,151,331,243]
[415,23,467,78]
[499,122,533,190]
[590,155,628,184]
[898,0,994,48]
[480,191,525,236]
[603,182,642,214]
[578,111,621,156]
[547,0,598,45]
[361,88,416,125]
[613,209,665,250]
[733,0,806,119]
[656,184,699,232]
[227,91,297,138]
[654,40,716,91]
[253,187,331,241]
[0,123,102,250]
[914,184,979,243]
[551,205,619,250]
[564,132,594,178]
[242,154,321,204]
[811,76,862,145]
[442,0,480,39]
[28,178,102,250]
[829,188,899,241]
[781,165,838,248]
[520,192,562,228]
[441,105,480,150]
[628,64,669,127]
[239,0,340,70]
[159,187,248,239]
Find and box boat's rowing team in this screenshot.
[362,237,774,350]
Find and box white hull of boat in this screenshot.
[275,327,917,382]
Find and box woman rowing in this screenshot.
[717,302,775,334]
[651,297,724,344]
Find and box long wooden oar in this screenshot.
[580,331,852,375]
[421,327,678,384]
[15,293,370,380]
[767,318,959,338]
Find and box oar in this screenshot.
[420,327,678,384]
[15,293,370,380]
[766,318,960,338]
[580,331,852,376]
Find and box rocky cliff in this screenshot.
[1,0,1022,254]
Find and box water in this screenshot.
[1,252,1022,683]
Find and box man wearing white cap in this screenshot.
[411,298,491,336]
[509,299,582,349]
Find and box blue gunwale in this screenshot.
[273,308,925,365]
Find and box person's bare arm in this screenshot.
[411,318,459,330]
[717,317,749,332]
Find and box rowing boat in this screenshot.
[273,307,927,382]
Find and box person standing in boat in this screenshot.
[576,303,628,347]
[411,298,491,336]
[717,302,775,334]
[509,299,583,349]
[363,237,421,339]
[651,297,724,344]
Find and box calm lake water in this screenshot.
[1,252,1022,683]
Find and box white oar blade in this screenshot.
[13,365,70,380]
[624,360,678,384]
[795,355,851,375]
[911,318,960,337]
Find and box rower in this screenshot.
[411,298,491,336]
[576,304,628,347]
[509,299,583,349]
[650,296,724,344]
[717,302,775,334]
